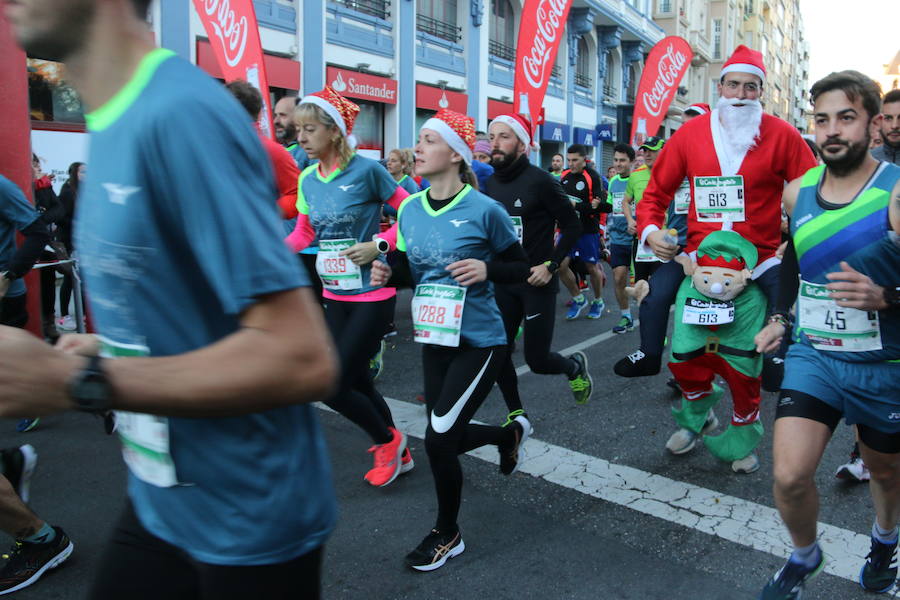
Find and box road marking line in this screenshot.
[347,397,891,592]
[515,325,634,376]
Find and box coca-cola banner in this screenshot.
[513,0,572,120]
[629,36,693,147]
[192,0,274,138]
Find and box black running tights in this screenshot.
[322,297,396,445]
[422,344,510,533]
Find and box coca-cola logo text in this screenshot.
[521,0,568,90]
[203,0,248,68]
[641,44,688,118]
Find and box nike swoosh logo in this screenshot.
[339,184,355,192]
[525,313,541,320]
[430,350,494,434]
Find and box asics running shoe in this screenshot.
[405,529,465,572]
[568,351,593,405]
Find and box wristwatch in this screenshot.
[544,260,560,274]
[884,285,900,308]
[69,355,114,413]
[372,236,390,254]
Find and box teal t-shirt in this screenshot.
[397,185,518,348]
[607,174,633,247]
[0,175,40,298]
[77,49,335,566]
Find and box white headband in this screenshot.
[492,114,532,148]
[422,117,473,165]
[299,95,357,148]
[720,63,765,83]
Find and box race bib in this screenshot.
[674,180,691,215]
[411,284,466,347]
[100,337,183,488]
[635,244,660,263]
[693,175,745,222]
[682,297,735,325]
[316,238,363,290]
[612,191,625,216]
[511,216,523,244]
[797,281,882,352]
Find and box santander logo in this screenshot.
[332,72,347,93]
[203,0,248,68]
[641,43,688,118]
[521,0,567,89]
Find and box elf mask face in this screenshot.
[688,264,752,301]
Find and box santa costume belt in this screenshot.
[672,336,759,361]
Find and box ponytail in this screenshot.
[459,161,479,191]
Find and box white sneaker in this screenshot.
[835,456,870,482]
[732,453,760,474]
[56,315,76,331]
[666,412,719,455]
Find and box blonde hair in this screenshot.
[294,103,355,169]
[459,161,478,190]
[388,149,412,176]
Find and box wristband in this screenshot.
[768,313,791,328]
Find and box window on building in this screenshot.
[658,0,672,13]
[332,0,390,20]
[773,27,783,50]
[416,0,460,42]
[28,58,85,126]
[626,64,638,102]
[575,37,592,89]
[488,0,516,61]
[760,35,767,58]
[745,0,754,15]
[776,1,785,21]
[713,19,722,60]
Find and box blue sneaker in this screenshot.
[15,419,40,433]
[759,552,825,599]
[860,535,898,593]
[612,316,634,333]
[566,297,587,320]
[587,299,604,319]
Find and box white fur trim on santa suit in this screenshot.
[685,104,708,115]
[492,115,533,149]
[720,63,765,83]
[422,118,473,164]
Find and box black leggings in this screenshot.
[0,294,28,328]
[632,238,661,283]
[299,253,323,303]
[423,344,510,533]
[323,297,396,445]
[494,282,575,414]
[89,502,323,600]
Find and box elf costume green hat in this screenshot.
[695,230,758,271]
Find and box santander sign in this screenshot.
[630,36,693,146]
[514,0,572,117]
[202,0,248,68]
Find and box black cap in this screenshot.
[640,136,665,151]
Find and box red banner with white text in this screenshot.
[513,0,572,128]
[629,36,693,147]
[192,0,274,138]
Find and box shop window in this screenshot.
[28,58,86,129]
[354,100,385,154]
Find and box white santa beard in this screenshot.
[717,97,762,155]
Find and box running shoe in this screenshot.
[587,299,605,319]
[612,316,634,334]
[613,349,661,377]
[0,526,73,596]
[835,455,870,483]
[56,315,76,332]
[364,427,406,487]
[15,419,39,434]
[732,453,760,474]
[405,529,465,572]
[860,535,898,593]
[499,415,532,475]
[368,339,385,381]
[399,448,415,475]
[566,297,588,320]
[383,323,398,339]
[0,445,37,503]
[665,412,719,455]
[568,351,593,405]
[758,552,825,600]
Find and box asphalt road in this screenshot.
[4,269,883,599]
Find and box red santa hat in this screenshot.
[720,45,766,83]
[684,103,711,116]
[422,109,476,164]
[492,113,539,150]
[299,86,361,147]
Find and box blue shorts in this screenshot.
[568,234,601,264]
[609,243,633,269]
[781,343,900,434]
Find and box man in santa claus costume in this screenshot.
[614,45,817,386]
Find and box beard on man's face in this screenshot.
[275,122,297,143]
[821,133,870,177]
[490,149,516,170]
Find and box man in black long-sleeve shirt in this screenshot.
[485,114,592,417]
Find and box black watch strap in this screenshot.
[70,355,114,413]
[885,285,900,307]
